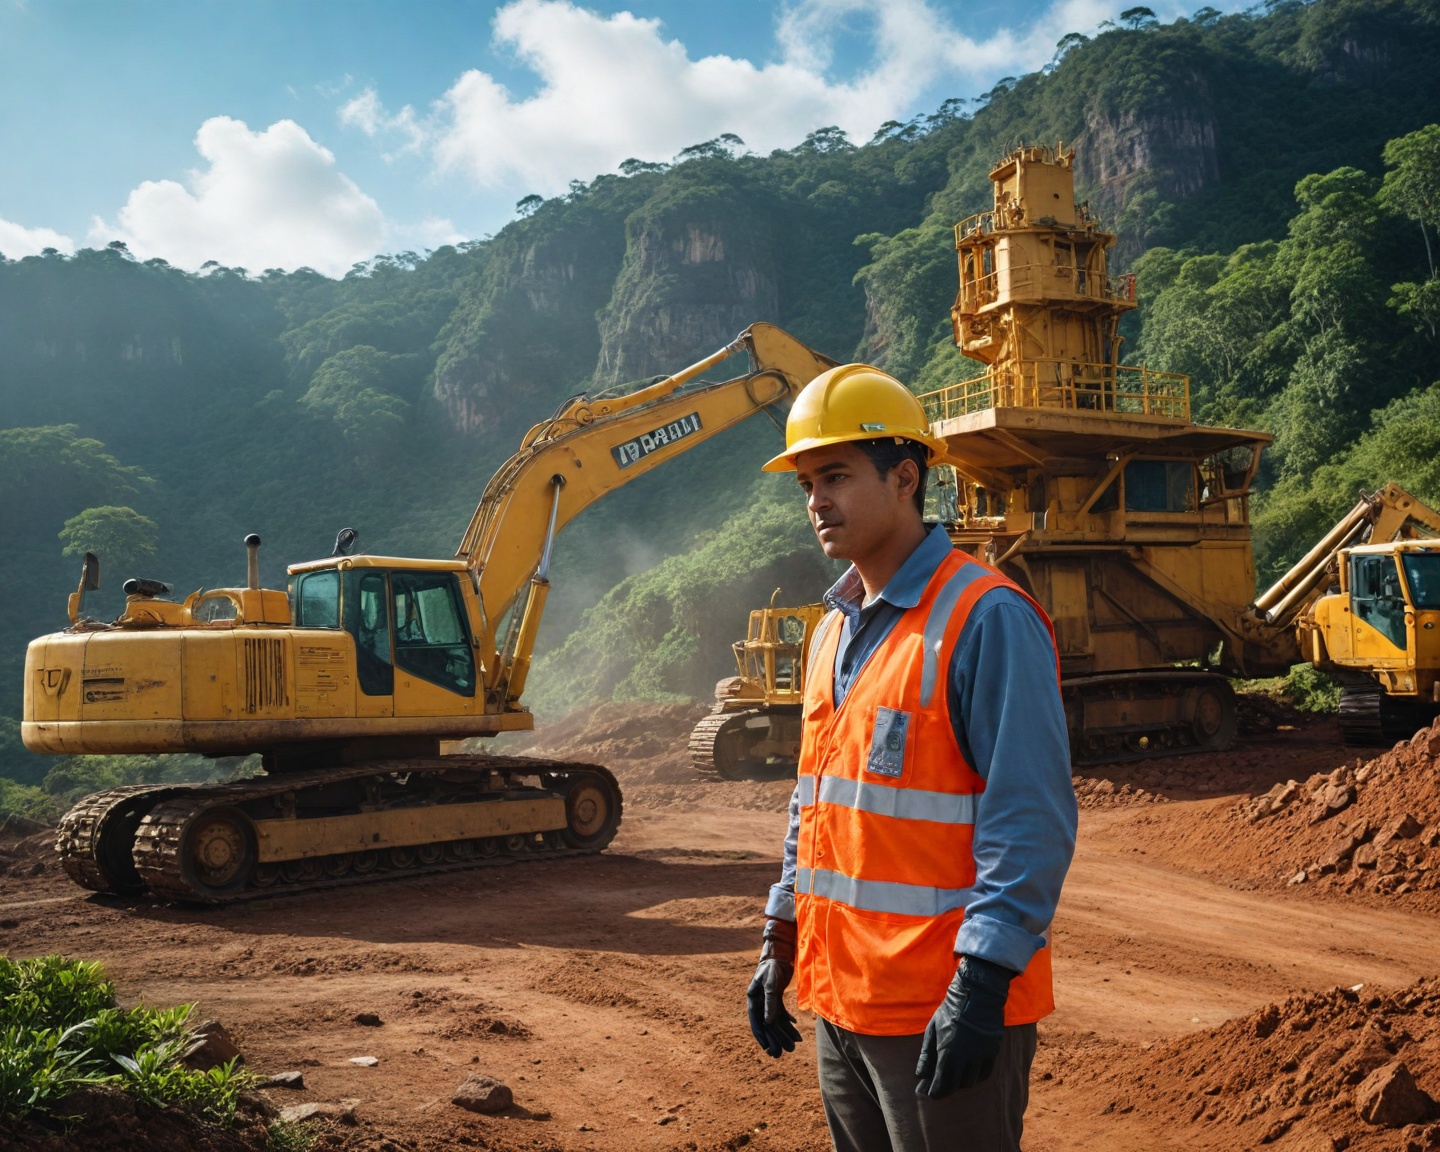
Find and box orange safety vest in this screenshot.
[794,548,1060,1035]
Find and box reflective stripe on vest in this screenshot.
[796,774,978,825]
[793,547,1060,1036]
[797,866,973,918]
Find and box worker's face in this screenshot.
[794,442,921,562]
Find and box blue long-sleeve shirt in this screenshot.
[765,524,1078,975]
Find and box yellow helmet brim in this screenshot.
[761,430,950,473]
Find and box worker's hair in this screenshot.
[855,438,928,516]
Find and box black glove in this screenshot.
[747,917,803,1058]
[915,954,1015,1098]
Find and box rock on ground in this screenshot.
[1356,1061,1433,1128]
[181,1019,244,1071]
[452,1073,514,1114]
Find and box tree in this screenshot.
[58,506,158,574]
[302,345,411,453]
[618,158,667,176]
[0,427,151,543]
[1380,124,1440,278]
[1051,32,1089,66]
[674,134,746,162]
[798,126,852,155]
[515,194,544,217]
[1120,7,1159,29]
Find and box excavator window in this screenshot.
[343,570,394,697]
[1402,553,1440,610]
[390,572,476,697]
[293,570,340,629]
[1351,554,1408,650]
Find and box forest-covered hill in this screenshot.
[3,0,1438,796]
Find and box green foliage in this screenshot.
[265,1119,318,1152]
[301,344,413,452]
[1280,663,1343,713]
[114,1042,250,1126]
[0,955,256,1126]
[0,776,55,823]
[1253,380,1440,579]
[528,479,838,714]
[58,506,158,571]
[0,955,116,1031]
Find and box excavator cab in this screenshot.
[731,598,822,703]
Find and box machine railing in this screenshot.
[919,361,1190,422]
[956,263,1136,310]
[955,203,1101,243]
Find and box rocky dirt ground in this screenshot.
[3,695,1440,1151]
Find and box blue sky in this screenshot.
[0,0,1251,275]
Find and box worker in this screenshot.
[746,364,1077,1151]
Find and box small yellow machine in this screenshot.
[24,324,836,901]
[1251,484,1440,743]
[689,593,824,778]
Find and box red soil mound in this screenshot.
[510,700,710,786]
[1075,978,1440,1150]
[1229,718,1440,907]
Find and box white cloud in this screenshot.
[350,0,1227,198]
[339,89,427,158]
[0,216,74,259]
[87,116,416,277]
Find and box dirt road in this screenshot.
[2,702,1438,1151]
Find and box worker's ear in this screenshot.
[891,458,921,504]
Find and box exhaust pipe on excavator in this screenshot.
[245,534,261,591]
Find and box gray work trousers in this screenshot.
[815,1016,1037,1152]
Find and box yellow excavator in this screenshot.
[23,323,836,902]
[1248,483,1440,743]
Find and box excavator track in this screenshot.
[56,784,187,895]
[1338,681,1440,746]
[59,755,621,905]
[689,710,749,780]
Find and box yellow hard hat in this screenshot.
[762,363,948,472]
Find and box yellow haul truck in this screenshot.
[23,324,836,902]
[690,144,1440,775]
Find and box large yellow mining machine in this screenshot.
[23,324,836,902]
[691,143,1440,775]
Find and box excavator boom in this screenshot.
[452,322,835,699]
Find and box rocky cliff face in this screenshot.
[1076,86,1220,259]
[592,203,779,388]
[431,228,625,439]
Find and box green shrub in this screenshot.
[0,955,257,1125]
[1279,664,1343,713]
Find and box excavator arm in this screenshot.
[454,322,836,704]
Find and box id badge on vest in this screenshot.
[866,707,911,778]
